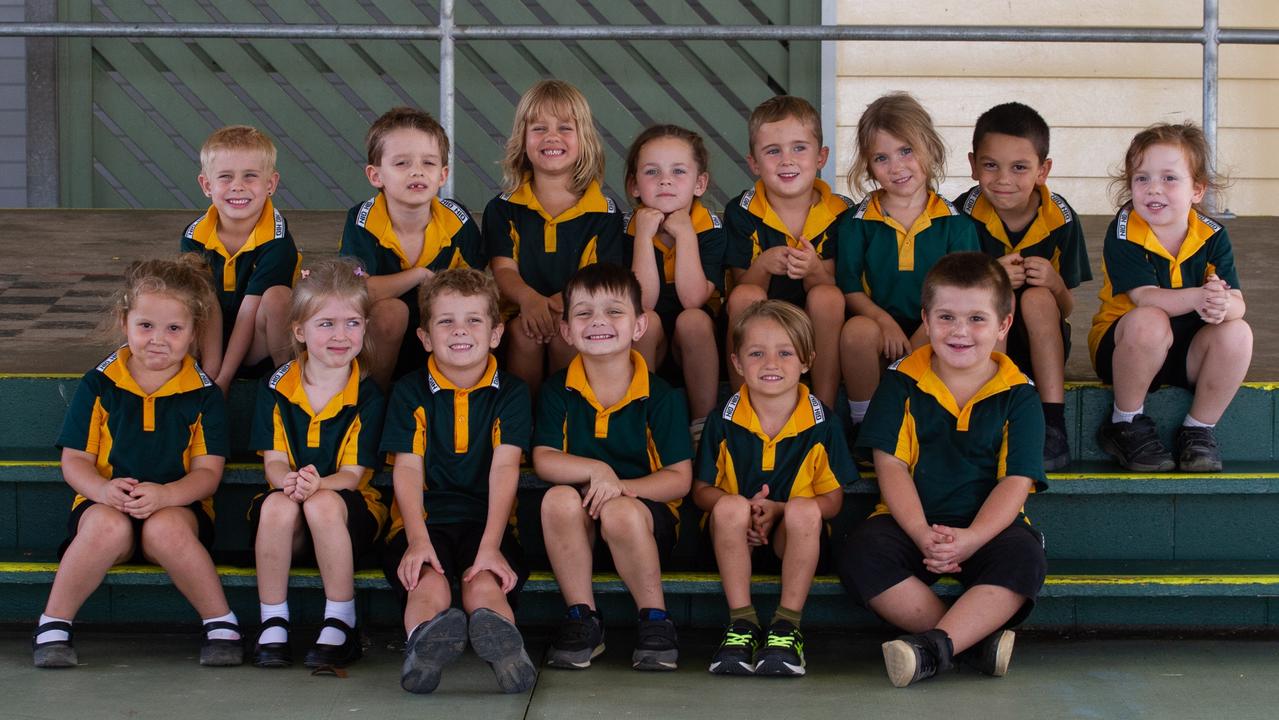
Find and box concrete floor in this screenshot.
[2,628,1277,719]
[0,210,1274,378]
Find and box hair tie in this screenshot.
[354,267,367,278]
[299,269,311,280]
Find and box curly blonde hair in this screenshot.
[289,257,374,375]
[846,92,947,196]
[1110,122,1227,212]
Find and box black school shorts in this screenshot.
[382,522,528,608]
[1094,311,1205,390]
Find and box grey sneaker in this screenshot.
[631,609,678,671]
[546,604,605,669]
[1174,425,1223,472]
[401,608,467,693]
[469,608,536,693]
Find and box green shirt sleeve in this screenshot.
[55,372,101,453]
[354,379,386,470]
[249,376,277,453]
[338,207,387,276]
[855,371,911,462]
[693,408,728,486]
[1207,227,1241,289]
[722,197,754,271]
[244,229,300,297]
[1103,219,1161,295]
[699,223,728,293]
[454,208,488,270]
[196,385,229,458]
[835,213,868,295]
[1056,212,1092,288]
[647,381,693,467]
[482,196,516,261]
[593,211,625,266]
[1003,385,1048,492]
[947,214,982,252]
[379,377,423,456]
[533,376,568,450]
[495,377,533,453]
[821,413,860,489]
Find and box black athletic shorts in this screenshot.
[60,499,215,562]
[247,487,382,563]
[382,522,528,608]
[1094,311,1205,390]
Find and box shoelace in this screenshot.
[766,631,798,649]
[721,630,755,648]
[557,617,597,644]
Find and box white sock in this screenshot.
[203,611,241,641]
[36,614,71,644]
[1112,405,1142,424]
[317,598,356,646]
[1183,414,1215,429]
[849,399,871,424]
[258,601,289,645]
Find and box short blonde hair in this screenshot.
[846,93,946,196]
[289,257,374,375]
[200,125,277,174]
[500,80,605,196]
[731,300,816,369]
[1111,122,1227,212]
[112,253,218,346]
[418,268,501,329]
[748,95,822,154]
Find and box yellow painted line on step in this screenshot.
[1046,575,1279,586]
[0,461,57,468]
[1063,381,1277,390]
[0,373,80,379]
[1051,472,1279,480]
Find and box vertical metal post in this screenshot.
[1202,0,1227,215]
[819,0,837,189]
[440,0,455,199]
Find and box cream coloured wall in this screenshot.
[833,1,1279,215]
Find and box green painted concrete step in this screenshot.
[2,376,1277,462]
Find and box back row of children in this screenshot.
[32,77,1250,690]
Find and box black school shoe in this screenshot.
[1175,425,1224,472]
[958,629,1015,677]
[32,620,77,668]
[469,608,537,693]
[632,608,678,671]
[401,608,468,693]
[1097,415,1175,472]
[304,618,362,668]
[754,620,806,677]
[708,619,761,676]
[1043,421,1071,471]
[546,604,605,669]
[199,620,245,667]
[252,616,292,668]
[880,629,954,688]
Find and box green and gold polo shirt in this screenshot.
[694,383,855,501]
[250,356,387,529]
[955,183,1091,289]
[482,178,624,297]
[380,355,531,537]
[857,345,1047,527]
[835,190,981,323]
[1089,205,1238,364]
[533,351,693,518]
[56,347,228,519]
[340,193,484,278]
[181,198,301,343]
[723,178,853,306]
[621,200,727,317]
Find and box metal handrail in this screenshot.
[2,0,1270,208]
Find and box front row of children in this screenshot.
[33,249,1045,691]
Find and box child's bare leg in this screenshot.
[840,316,882,404]
[772,497,821,612]
[44,505,135,619]
[200,306,225,380]
[709,495,754,608]
[461,571,516,622]
[1021,287,1065,404]
[140,507,230,619]
[368,297,410,392]
[867,577,948,634]
[251,285,294,367]
[541,485,597,608]
[548,334,577,376]
[254,492,304,605]
[673,308,719,420]
[598,497,665,610]
[935,585,1026,654]
[1186,319,1253,424]
[303,490,355,603]
[806,285,845,407]
[725,285,767,389]
[633,310,666,371]
[909,323,929,350]
[504,319,546,398]
[404,570,452,634]
[1110,307,1172,411]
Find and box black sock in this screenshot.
[1043,402,1065,430]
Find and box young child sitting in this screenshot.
[533,263,693,671]
[35,255,241,668]
[723,95,851,408]
[1090,122,1251,472]
[623,124,727,434]
[836,93,980,441]
[955,102,1091,470]
[381,268,536,695]
[836,252,1048,688]
[183,125,299,393]
[248,258,386,669]
[693,300,852,677]
[340,107,485,390]
[485,79,624,398]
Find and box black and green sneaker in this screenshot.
[708,619,761,676]
[753,620,805,677]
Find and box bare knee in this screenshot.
[302,489,347,527]
[710,493,751,531]
[1116,307,1173,351]
[541,485,586,524]
[674,307,713,339]
[805,284,844,321]
[259,490,302,526]
[783,496,822,530]
[259,285,292,322]
[139,508,199,559]
[841,315,881,349]
[598,497,650,543]
[77,505,135,554]
[369,298,410,340]
[727,285,767,317]
[1018,286,1060,325]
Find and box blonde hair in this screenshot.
[200,125,277,174]
[846,92,947,196]
[366,106,450,167]
[1111,122,1227,211]
[731,300,816,369]
[500,80,605,196]
[113,253,217,343]
[289,257,374,375]
[418,268,502,329]
[748,95,822,153]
